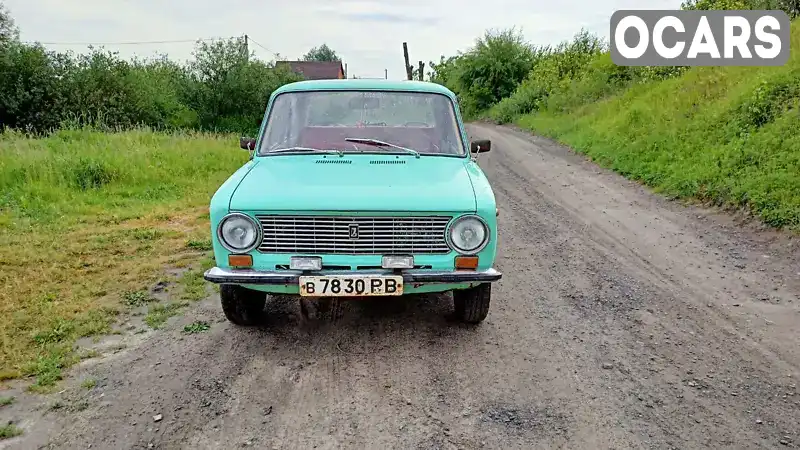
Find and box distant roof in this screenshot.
[276,61,343,80]
[271,79,458,100]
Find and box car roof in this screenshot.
[272,79,458,100]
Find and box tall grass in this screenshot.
[0,127,248,385]
[517,24,800,230]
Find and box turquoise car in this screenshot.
[203,79,502,325]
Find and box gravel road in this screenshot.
[4,123,799,450]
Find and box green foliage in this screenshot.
[0,1,17,43]
[0,423,23,439]
[183,320,211,334]
[302,43,340,62]
[427,28,539,118]
[486,30,620,123]
[0,32,302,134]
[681,0,799,16]
[519,24,800,230]
[681,0,751,9]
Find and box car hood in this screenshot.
[228,154,477,213]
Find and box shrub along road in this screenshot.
[4,123,799,449]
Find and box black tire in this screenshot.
[453,283,491,324]
[220,284,267,326]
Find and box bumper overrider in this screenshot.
[203,267,502,285]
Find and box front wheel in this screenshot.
[453,283,492,324]
[220,284,266,326]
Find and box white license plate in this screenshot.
[299,275,404,297]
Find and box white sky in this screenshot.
[6,0,682,79]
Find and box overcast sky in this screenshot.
[6,0,682,79]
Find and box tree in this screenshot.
[681,0,799,15]
[1,2,19,43]
[302,44,339,62]
[453,27,538,115]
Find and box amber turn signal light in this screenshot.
[454,256,479,270]
[228,254,253,267]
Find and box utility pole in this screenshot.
[402,42,412,80]
[243,34,249,61]
[418,61,424,81]
[385,68,388,79]
[344,63,348,78]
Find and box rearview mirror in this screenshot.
[240,137,256,150]
[348,96,380,110]
[470,139,491,153]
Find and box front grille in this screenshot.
[256,215,452,255]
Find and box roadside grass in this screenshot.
[144,302,189,329]
[516,23,800,231]
[0,423,23,439]
[0,396,14,406]
[0,127,247,389]
[183,321,211,334]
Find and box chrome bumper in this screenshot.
[203,267,502,285]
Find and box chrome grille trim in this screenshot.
[256,215,452,255]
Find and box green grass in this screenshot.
[0,396,14,406]
[122,290,157,307]
[515,22,800,231]
[144,302,188,329]
[80,378,97,389]
[0,127,247,386]
[183,321,211,334]
[0,423,23,439]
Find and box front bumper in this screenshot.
[203,267,502,285]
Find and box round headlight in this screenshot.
[218,213,260,252]
[448,215,489,254]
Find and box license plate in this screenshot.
[299,275,404,297]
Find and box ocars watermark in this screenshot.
[610,10,790,66]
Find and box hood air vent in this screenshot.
[369,160,406,165]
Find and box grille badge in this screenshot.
[348,224,359,240]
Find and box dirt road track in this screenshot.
[4,123,799,450]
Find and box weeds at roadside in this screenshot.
[144,303,188,329]
[48,399,89,413]
[122,290,156,307]
[0,423,23,439]
[186,239,212,251]
[48,401,64,411]
[0,396,14,407]
[80,378,97,389]
[79,349,100,360]
[183,321,211,334]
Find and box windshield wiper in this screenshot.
[269,146,343,156]
[344,138,420,158]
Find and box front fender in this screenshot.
[209,160,258,263]
[465,161,498,271]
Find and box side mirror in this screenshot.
[470,139,491,153]
[240,137,257,151]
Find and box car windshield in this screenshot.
[257,90,466,156]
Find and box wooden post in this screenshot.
[418,61,424,81]
[403,42,412,80]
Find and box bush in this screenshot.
[427,28,540,119]
[486,30,609,123]
[0,36,302,135]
